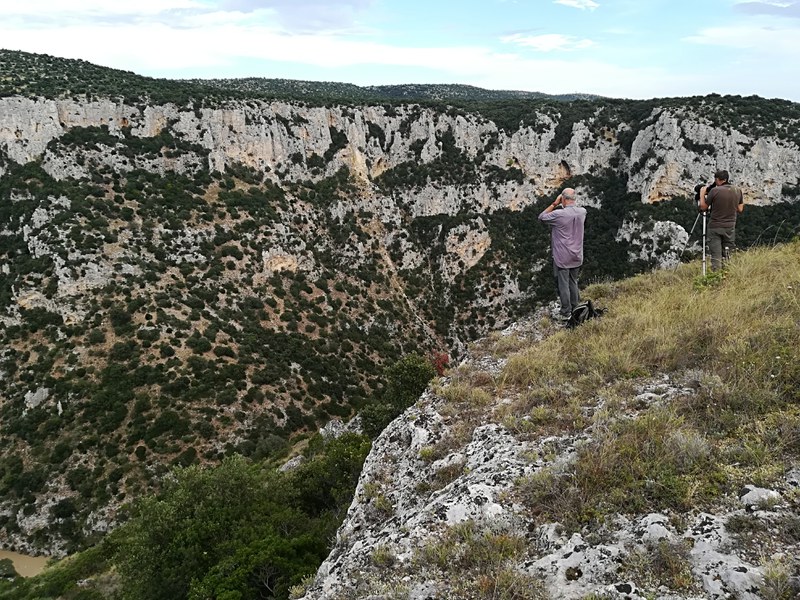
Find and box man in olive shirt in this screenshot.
[699,169,744,271]
[539,188,587,320]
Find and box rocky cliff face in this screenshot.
[626,109,800,206]
[300,306,800,600]
[2,96,799,207]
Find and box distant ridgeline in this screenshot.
[0,50,598,105]
[0,48,799,555]
[181,78,603,104]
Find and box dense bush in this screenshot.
[113,434,370,600]
[361,353,436,438]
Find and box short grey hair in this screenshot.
[562,188,576,201]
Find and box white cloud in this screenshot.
[0,24,233,70]
[0,0,204,18]
[686,23,800,53]
[554,0,600,10]
[734,1,800,19]
[0,0,372,34]
[0,16,687,99]
[501,33,594,52]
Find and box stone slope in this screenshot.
[301,308,800,599]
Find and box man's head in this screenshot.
[714,169,729,184]
[561,188,576,204]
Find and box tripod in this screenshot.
[675,210,708,275]
[701,210,708,276]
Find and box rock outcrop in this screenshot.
[301,308,800,600]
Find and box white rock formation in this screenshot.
[2,97,799,210]
[300,310,800,600]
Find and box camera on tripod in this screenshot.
[693,181,716,210]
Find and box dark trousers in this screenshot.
[707,227,735,271]
[554,264,581,317]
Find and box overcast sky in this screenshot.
[1,0,799,101]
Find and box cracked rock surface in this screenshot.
[302,307,800,599]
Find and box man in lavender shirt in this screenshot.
[538,188,587,321]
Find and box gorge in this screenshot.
[0,49,799,598]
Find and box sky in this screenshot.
[1,0,799,101]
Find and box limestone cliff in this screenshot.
[2,96,799,208]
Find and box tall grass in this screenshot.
[414,521,548,600]
[509,240,800,529]
[505,240,799,402]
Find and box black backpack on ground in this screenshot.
[566,300,603,329]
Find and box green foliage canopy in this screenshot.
[360,353,436,438]
[113,433,370,600]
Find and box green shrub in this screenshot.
[359,353,436,438]
[86,329,106,345]
[112,434,370,600]
[384,353,436,412]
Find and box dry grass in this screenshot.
[508,240,800,528]
[415,521,547,599]
[517,406,727,529]
[441,382,493,406]
[474,330,530,358]
[443,364,498,393]
[622,539,696,593]
[759,556,797,600]
[504,241,800,395]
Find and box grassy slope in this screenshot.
[498,240,800,527]
[403,240,799,597]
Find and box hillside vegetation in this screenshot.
[2,49,800,564]
[4,241,798,599]
[182,78,601,103]
[0,50,591,107]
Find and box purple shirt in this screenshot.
[538,205,587,268]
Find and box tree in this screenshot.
[361,353,436,438]
[114,456,275,600]
[384,353,436,411]
[113,434,371,600]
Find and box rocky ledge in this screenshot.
[301,307,800,600]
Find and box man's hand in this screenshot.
[543,193,562,214]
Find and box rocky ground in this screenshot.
[300,306,800,600]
